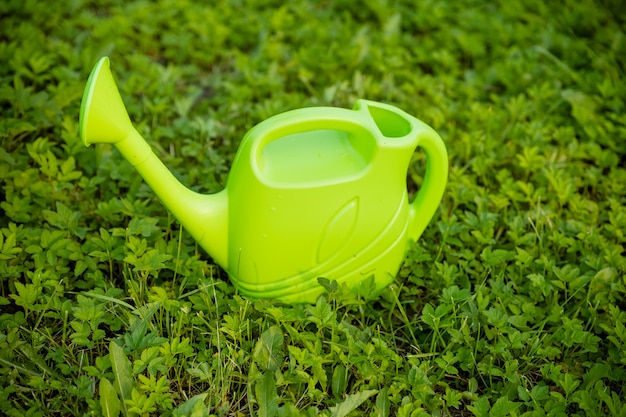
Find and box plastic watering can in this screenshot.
[80,57,448,303]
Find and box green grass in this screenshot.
[1,0,625,415]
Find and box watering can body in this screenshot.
[80,57,448,303]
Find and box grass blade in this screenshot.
[99,377,121,417]
[109,341,134,417]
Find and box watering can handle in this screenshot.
[408,126,448,242]
[250,106,372,148]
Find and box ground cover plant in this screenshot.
[1,0,625,415]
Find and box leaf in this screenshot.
[99,378,121,417]
[59,156,82,181]
[467,396,490,417]
[277,402,302,417]
[329,389,378,417]
[125,249,172,274]
[171,393,209,417]
[253,326,284,372]
[311,359,328,391]
[52,82,84,110]
[2,117,36,138]
[588,267,617,304]
[317,277,339,294]
[375,387,391,417]
[306,296,336,328]
[255,370,278,417]
[332,364,347,398]
[581,363,611,389]
[109,341,134,417]
[420,303,436,328]
[489,397,520,417]
[558,373,580,396]
[561,89,598,126]
[42,202,85,238]
[127,217,160,237]
[10,281,38,308]
[0,229,22,260]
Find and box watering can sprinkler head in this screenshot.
[80,56,448,303]
[80,57,135,146]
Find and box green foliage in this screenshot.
[1,0,625,415]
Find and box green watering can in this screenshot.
[80,57,448,303]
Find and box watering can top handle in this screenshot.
[247,103,378,154]
[407,127,449,242]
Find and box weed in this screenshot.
[1,0,625,415]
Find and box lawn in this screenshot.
[1,0,625,416]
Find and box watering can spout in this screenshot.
[79,57,229,267]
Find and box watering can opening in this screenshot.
[257,128,376,186]
[365,104,412,138]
